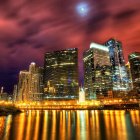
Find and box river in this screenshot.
[0,110,140,140]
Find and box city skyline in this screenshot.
[0,1,140,140]
[1,40,140,93]
[0,0,140,92]
[1,41,139,95]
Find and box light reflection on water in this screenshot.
[0,110,140,140]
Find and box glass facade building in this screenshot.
[105,39,130,93]
[44,48,79,98]
[129,52,140,93]
[83,43,112,99]
[125,62,133,90]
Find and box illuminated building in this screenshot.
[0,87,4,94]
[0,87,8,101]
[83,43,112,99]
[0,93,8,101]
[125,62,133,89]
[129,52,140,93]
[17,62,43,101]
[105,39,130,94]
[44,48,79,98]
[28,63,44,96]
[13,85,18,102]
[17,70,29,101]
[79,87,85,102]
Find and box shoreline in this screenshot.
[0,106,22,116]
[18,105,140,111]
[0,104,140,115]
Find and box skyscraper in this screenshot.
[105,39,130,94]
[129,52,140,93]
[18,70,29,101]
[83,43,112,99]
[44,48,79,98]
[13,85,18,102]
[125,62,133,89]
[17,62,43,101]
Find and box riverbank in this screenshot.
[17,104,140,110]
[0,106,21,116]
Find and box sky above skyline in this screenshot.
[0,0,140,92]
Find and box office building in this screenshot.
[129,52,140,93]
[17,62,43,101]
[125,62,133,89]
[105,39,130,95]
[83,43,112,99]
[13,85,18,102]
[79,87,85,102]
[17,70,29,101]
[44,48,79,98]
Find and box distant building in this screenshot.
[129,52,140,93]
[18,70,30,101]
[44,48,79,99]
[83,42,112,99]
[105,39,130,95]
[17,62,43,101]
[0,87,8,101]
[0,87,4,94]
[0,93,8,101]
[79,87,85,102]
[13,85,18,102]
[125,62,133,89]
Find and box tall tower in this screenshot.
[17,62,43,101]
[0,87,4,94]
[18,70,29,101]
[0,87,4,100]
[105,39,130,94]
[44,48,79,98]
[28,62,41,94]
[83,42,112,99]
[13,85,18,102]
[125,62,133,89]
[129,52,140,93]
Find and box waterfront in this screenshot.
[0,110,140,140]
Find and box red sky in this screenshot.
[0,0,140,92]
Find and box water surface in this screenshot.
[0,110,140,140]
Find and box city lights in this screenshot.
[0,1,140,140]
[0,39,139,107]
[90,42,109,52]
[0,39,140,136]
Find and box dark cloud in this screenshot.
[86,12,111,34]
[114,9,138,20]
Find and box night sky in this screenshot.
[0,0,140,93]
